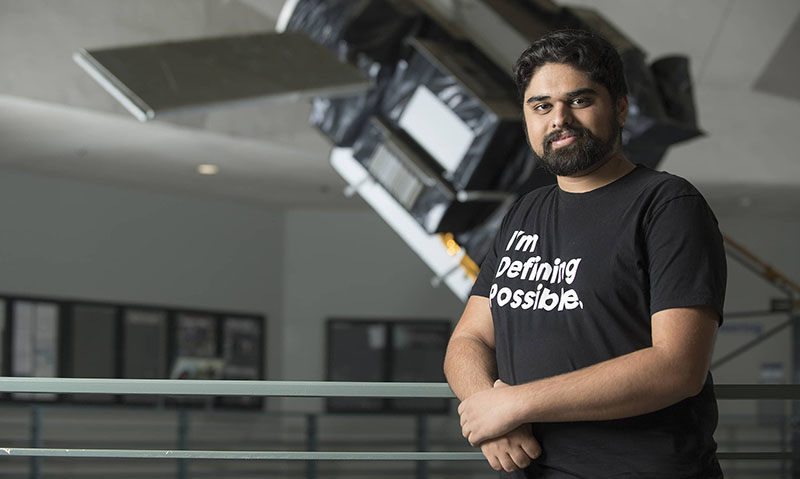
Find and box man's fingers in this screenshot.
[499,453,519,473]
[479,426,540,473]
[509,446,533,469]
[521,437,542,459]
[483,451,502,471]
[468,428,487,447]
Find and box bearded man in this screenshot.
[444,29,726,478]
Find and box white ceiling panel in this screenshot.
[698,0,800,87]
[0,0,278,109]
[662,84,800,184]
[0,95,353,207]
[564,0,731,81]
[0,0,798,217]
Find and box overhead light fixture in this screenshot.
[197,164,219,175]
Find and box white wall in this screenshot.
[0,170,477,477]
[0,169,286,379]
[0,170,468,396]
[712,216,800,380]
[3,166,799,411]
[3,167,800,479]
[280,208,466,409]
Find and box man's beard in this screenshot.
[535,119,620,177]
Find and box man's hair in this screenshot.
[512,29,628,104]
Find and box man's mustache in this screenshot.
[544,126,589,147]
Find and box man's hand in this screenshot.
[459,379,524,446]
[480,423,541,472]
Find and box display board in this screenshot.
[326,319,451,414]
[0,294,265,409]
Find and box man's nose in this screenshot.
[551,103,573,129]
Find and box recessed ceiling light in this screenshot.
[197,164,219,175]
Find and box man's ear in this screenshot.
[616,96,629,126]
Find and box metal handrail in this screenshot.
[3,377,800,400]
[1,448,482,461]
[0,377,453,398]
[1,378,798,462]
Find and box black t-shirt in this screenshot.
[471,165,726,478]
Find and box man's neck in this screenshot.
[556,153,636,193]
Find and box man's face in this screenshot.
[522,62,627,177]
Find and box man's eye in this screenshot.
[533,103,551,112]
[571,98,590,107]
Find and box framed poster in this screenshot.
[67,304,118,403]
[123,308,167,404]
[326,319,451,414]
[390,321,450,413]
[175,313,217,358]
[0,292,264,409]
[327,321,387,413]
[218,316,264,408]
[222,317,261,380]
[11,301,59,402]
[0,299,5,377]
[172,313,218,407]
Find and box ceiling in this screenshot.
[1,0,799,216]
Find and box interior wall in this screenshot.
[2,166,798,411]
[0,169,286,379]
[0,169,469,406]
[711,214,800,417]
[280,207,466,410]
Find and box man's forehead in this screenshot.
[524,63,603,98]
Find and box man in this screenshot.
[443,30,726,478]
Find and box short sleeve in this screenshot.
[470,234,499,298]
[646,194,727,322]
[469,195,528,298]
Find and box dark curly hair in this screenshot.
[512,30,627,104]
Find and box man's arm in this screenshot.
[444,296,498,399]
[458,306,719,446]
[445,296,541,472]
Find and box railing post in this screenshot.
[177,409,189,479]
[416,414,429,479]
[306,413,318,479]
[792,314,800,478]
[30,405,42,479]
[781,419,789,479]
